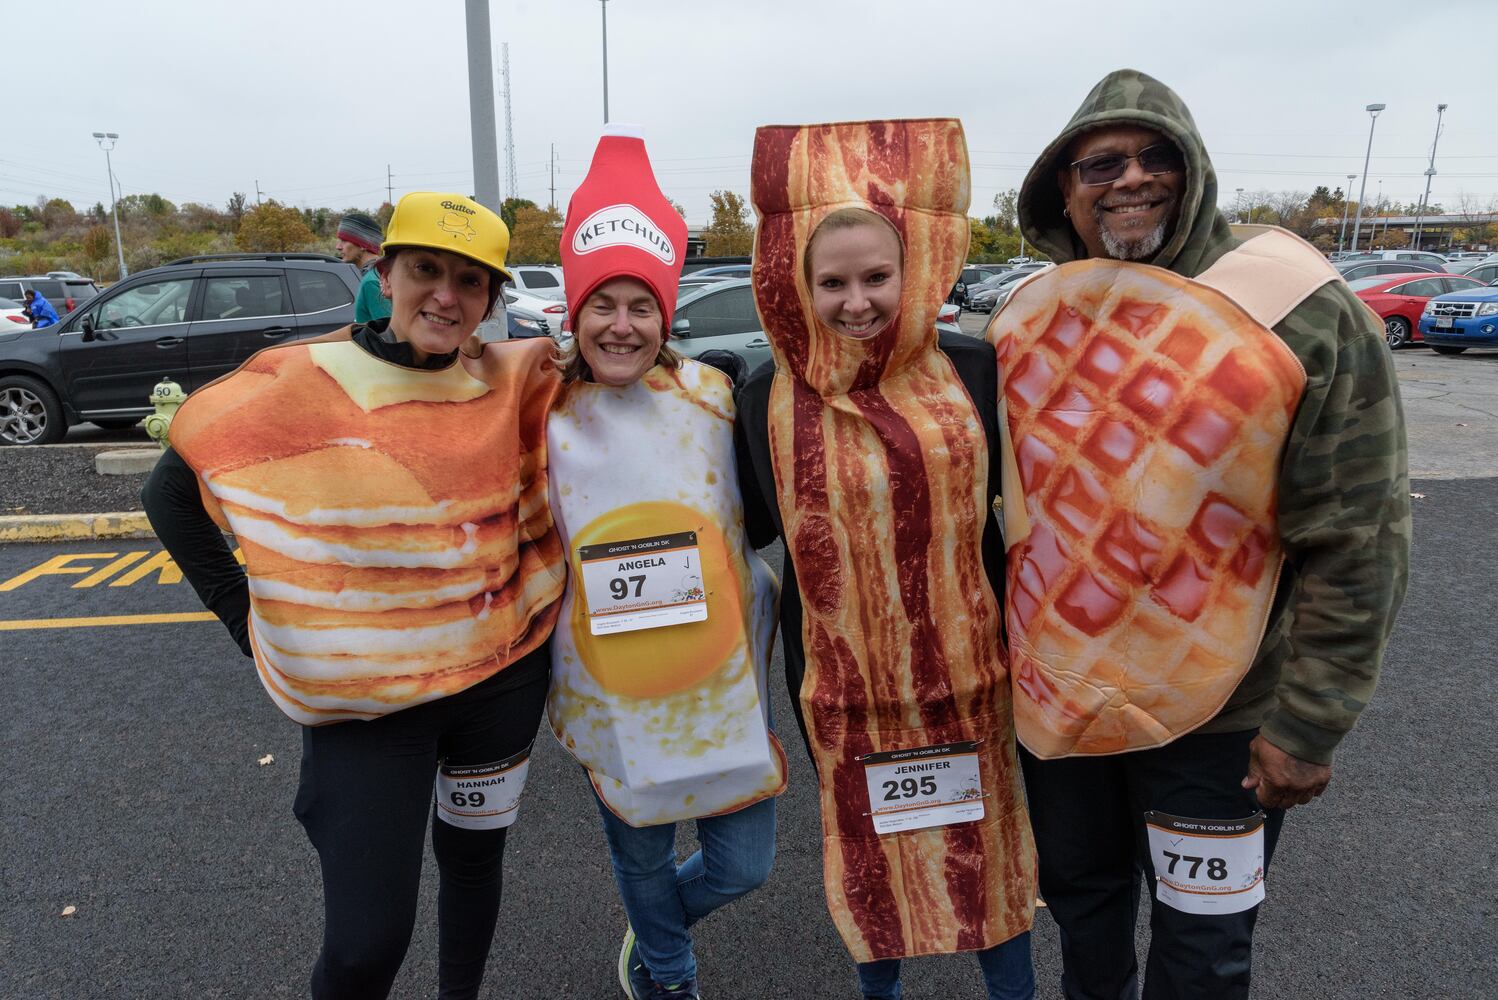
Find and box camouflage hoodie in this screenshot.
[1017,69,1410,764]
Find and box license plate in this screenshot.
[1434,317,1454,330]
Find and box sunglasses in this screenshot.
[1069,143,1184,186]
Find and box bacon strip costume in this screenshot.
[746,118,1035,962]
[168,335,565,724]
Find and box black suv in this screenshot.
[0,253,359,444]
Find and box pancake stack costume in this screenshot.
[987,230,1336,758]
[750,119,1035,962]
[546,126,786,827]
[168,331,565,725]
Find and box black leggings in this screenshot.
[292,648,550,1000]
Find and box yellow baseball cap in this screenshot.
[381,192,513,281]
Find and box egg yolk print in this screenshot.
[570,500,743,700]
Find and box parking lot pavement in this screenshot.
[3,476,1496,1000]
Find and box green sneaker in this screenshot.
[618,925,653,1000]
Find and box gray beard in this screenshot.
[1096,210,1169,261]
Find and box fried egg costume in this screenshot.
[546,127,786,827]
[168,331,565,725]
[751,119,1035,961]
[986,230,1328,757]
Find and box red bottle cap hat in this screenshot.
[561,124,688,335]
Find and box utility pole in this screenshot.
[464,0,501,211]
[549,145,557,211]
[600,0,610,122]
[1413,103,1447,251]
[386,164,393,207]
[255,180,262,205]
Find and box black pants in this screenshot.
[1020,729,1286,1000]
[292,648,550,1000]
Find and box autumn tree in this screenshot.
[236,200,316,252]
[0,207,19,238]
[668,198,687,218]
[226,192,248,230]
[39,198,78,230]
[81,226,113,262]
[507,205,564,264]
[704,190,753,257]
[500,197,537,232]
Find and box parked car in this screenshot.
[1341,249,1451,268]
[507,265,566,300]
[665,278,963,377]
[1,297,31,328]
[1448,259,1498,284]
[1349,272,1489,348]
[677,273,732,300]
[949,266,1004,308]
[502,286,568,333]
[686,263,753,279]
[1336,260,1444,282]
[983,264,1056,315]
[969,269,1038,313]
[504,298,556,340]
[0,274,101,314]
[1419,285,1498,355]
[0,253,359,445]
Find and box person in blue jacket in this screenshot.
[23,290,60,328]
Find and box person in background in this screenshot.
[335,210,392,324]
[23,289,60,329]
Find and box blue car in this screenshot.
[1420,285,1498,355]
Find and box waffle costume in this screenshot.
[168,333,565,725]
[546,127,786,827]
[747,118,1035,962]
[991,69,1411,766]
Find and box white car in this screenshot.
[508,266,566,300]
[0,297,32,328]
[503,286,569,334]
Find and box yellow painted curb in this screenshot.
[0,511,155,543]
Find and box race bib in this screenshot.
[434,744,532,830]
[1144,810,1266,915]
[579,531,707,635]
[860,741,985,835]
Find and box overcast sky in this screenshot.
[8,0,1495,226]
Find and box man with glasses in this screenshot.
[988,69,1410,999]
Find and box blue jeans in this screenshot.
[856,931,1035,1000]
[593,787,777,985]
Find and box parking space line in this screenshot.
[0,612,217,631]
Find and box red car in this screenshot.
[1350,271,1490,349]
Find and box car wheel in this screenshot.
[0,375,67,445]
[1431,346,1467,355]
[90,417,144,430]
[1383,316,1410,349]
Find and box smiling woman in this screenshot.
[141,190,569,1000]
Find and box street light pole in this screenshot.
[1413,103,1447,251]
[1338,173,1356,253]
[91,131,128,279]
[1349,103,1385,253]
[600,0,609,122]
[1236,187,1244,224]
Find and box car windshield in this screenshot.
[0,297,21,309]
[1347,277,1392,291]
